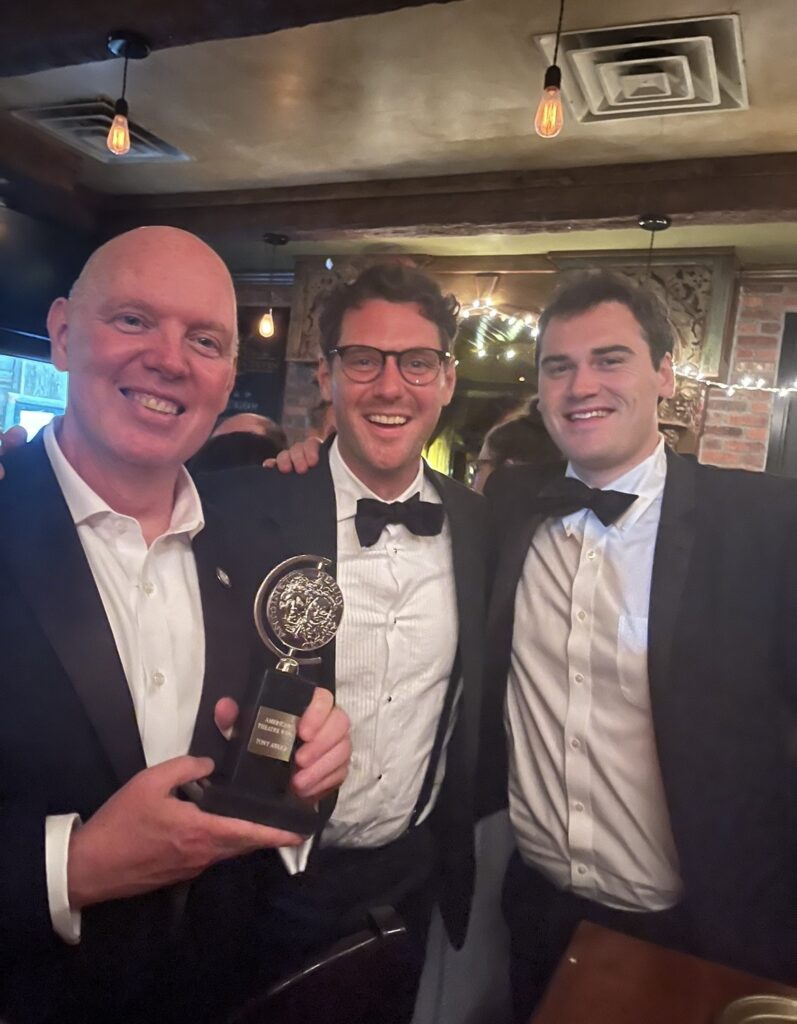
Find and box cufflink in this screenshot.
[216,567,231,588]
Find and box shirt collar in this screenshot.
[562,436,667,534]
[328,436,434,522]
[43,419,205,540]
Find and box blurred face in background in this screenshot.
[472,433,502,494]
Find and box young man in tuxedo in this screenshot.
[214,263,486,1017]
[0,227,350,1024]
[484,271,797,1020]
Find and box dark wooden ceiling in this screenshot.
[1,0,461,76]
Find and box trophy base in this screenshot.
[181,776,320,835]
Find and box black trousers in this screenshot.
[253,825,440,1023]
[502,852,697,1024]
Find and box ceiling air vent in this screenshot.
[534,15,747,124]
[11,98,191,164]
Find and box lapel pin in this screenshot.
[216,567,231,588]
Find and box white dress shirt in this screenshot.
[507,438,683,912]
[322,439,459,848]
[43,422,206,943]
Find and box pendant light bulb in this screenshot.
[257,233,289,341]
[534,65,564,139]
[107,97,130,155]
[258,309,275,339]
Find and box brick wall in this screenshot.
[281,362,319,444]
[699,276,797,470]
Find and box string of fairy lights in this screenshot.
[675,364,797,397]
[458,299,540,363]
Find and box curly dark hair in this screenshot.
[318,263,460,355]
[537,270,676,368]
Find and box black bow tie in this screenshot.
[355,493,445,547]
[535,477,638,527]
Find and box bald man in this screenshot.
[0,228,350,1024]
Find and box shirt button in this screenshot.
[577,610,586,622]
[377,773,384,781]
[573,801,584,812]
[386,695,393,703]
[152,670,165,687]
[576,864,588,876]
[142,581,155,596]
[586,549,596,561]
[570,737,581,750]
[574,673,584,684]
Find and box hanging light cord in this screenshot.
[552,0,566,66]
[120,52,129,102]
[645,230,656,281]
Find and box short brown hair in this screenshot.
[318,263,460,356]
[537,270,676,368]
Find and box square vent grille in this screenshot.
[534,15,747,124]
[12,98,191,163]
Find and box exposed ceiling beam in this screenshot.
[106,152,797,240]
[0,1,463,77]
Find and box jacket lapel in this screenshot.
[648,450,697,710]
[275,459,337,568]
[426,467,484,680]
[425,469,486,757]
[485,462,565,653]
[0,437,144,785]
[189,503,255,762]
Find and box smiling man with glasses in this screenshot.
[213,262,486,1021]
[316,276,456,501]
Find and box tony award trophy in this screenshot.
[186,555,343,834]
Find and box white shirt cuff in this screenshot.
[45,813,82,944]
[279,835,314,875]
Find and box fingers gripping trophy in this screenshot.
[186,556,343,834]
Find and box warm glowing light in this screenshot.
[505,348,516,360]
[258,309,275,339]
[107,101,131,156]
[534,66,564,139]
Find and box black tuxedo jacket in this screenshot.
[482,450,797,983]
[0,436,262,1023]
[201,446,487,949]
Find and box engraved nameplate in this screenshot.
[246,706,299,762]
